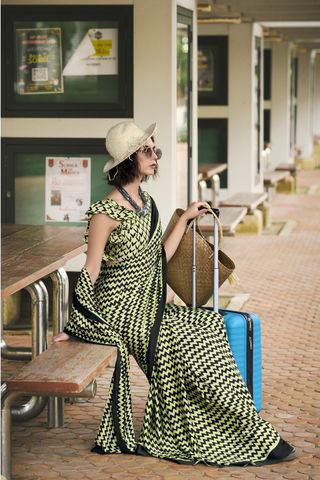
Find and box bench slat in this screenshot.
[263,170,290,187]
[198,163,228,179]
[199,207,247,233]
[6,341,117,394]
[275,163,301,174]
[220,192,268,211]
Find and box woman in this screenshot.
[52,121,296,466]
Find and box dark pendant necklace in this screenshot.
[116,185,149,216]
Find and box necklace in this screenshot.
[116,185,149,216]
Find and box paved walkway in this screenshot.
[2,170,320,480]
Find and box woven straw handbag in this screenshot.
[162,208,238,307]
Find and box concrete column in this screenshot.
[134,0,197,229]
[313,56,320,139]
[296,51,313,158]
[228,23,264,196]
[269,41,292,167]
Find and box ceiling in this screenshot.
[197,1,320,49]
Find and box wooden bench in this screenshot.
[220,192,268,234]
[199,206,247,236]
[198,163,228,179]
[275,163,301,191]
[1,341,117,480]
[198,163,228,206]
[263,170,291,188]
[220,192,268,213]
[263,170,291,200]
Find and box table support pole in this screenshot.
[1,381,96,480]
[47,268,69,428]
[11,280,48,422]
[1,386,22,480]
[1,300,32,361]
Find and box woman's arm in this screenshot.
[85,213,120,285]
[163,201,210,262]
[51,213,120,345]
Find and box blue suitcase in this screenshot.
[193,208,262,412]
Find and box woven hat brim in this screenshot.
[103,122,158,173]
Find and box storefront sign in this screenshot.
[45,157,91,222]
[16,28,63,95]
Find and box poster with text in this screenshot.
[63,28,118,76]
[16,28,63,95]
[45,157,91,222]
[198,50,214,91]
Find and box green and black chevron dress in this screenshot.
[64,192,292,466]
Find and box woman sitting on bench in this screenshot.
[52,121,296,467]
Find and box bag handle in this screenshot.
[185,207,223,251]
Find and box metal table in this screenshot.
[198,163,228,206]
[1,224,87,427]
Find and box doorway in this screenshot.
[176,7,193,210]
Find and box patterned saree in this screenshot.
[64,193,291,466]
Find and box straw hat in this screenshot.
[103,121,158,173]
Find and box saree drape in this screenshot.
[64,194,289,466]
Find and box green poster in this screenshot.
[16,27,63,95]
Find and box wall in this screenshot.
[269,41,293,167]
[296,50,313,158]
[198,22,264,199]
[313,56,320,138]
[2,0,197,270]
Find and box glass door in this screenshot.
[176,7,192,209]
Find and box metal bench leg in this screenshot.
[47,268,69,428]
[1,303,31,360]
[1,385,24,480]
[11,280,48,422]
[1,380,97,480]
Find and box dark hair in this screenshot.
[106,136,159,186]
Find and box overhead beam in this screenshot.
[227,6,320,13]
[213,0,320,5]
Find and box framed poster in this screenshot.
[45,157,91,222]
[1,5,133,118]
[16,28,63,95]
[198,36,228,106]
[1,138,112,226]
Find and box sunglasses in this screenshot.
[139,145,162,160]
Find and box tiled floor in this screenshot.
[2,169,320,480]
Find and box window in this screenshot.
[2,138,112,225]
[1,5,133,118]
[198,36,228,106]
[198,118,228,188]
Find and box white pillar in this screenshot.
[228,23,264,196]
[296,51,313,158]
[134,0,197,229]
[313,56,320,139]
[269,41,292,167]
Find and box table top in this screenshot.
[198,163,228,179]
[199,207,247,233]
[275,163,301,174]
[1,224,87,299]
[220,192,268,211]
[263,170,291,186]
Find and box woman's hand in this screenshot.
[163,202,210,263]
[181,201,211,222]
[51,332,70,345]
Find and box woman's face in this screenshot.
[136,138,159,177]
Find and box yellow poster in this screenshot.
[63,28,118,76]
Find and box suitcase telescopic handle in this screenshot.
[193,207,220,310]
